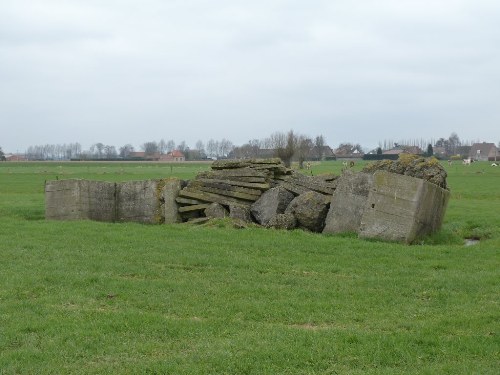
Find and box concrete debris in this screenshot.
[323,171,374,234]
[229,205,253,222]
[266,213,297,230]
[45,178,183,224]
[45,157,450,243]
[362,154,448,190]
[205,203,229,219]
[285,191,331,232]
[358,171,450,243]
[250,187,295,225]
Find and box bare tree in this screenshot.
[195,140,205,154]
[166,140,175,153]
[177,141,187,153]
[207,139,218,159]
[218,138,233,158]
[66,143,82,159]
[336,143,363,155]
[90,143,105,159]
[104,145,117,158]
[261,137,273,150]
[142,141,158,155]
[448,132,461,156]
[314,135,325,160]
[232,139,262,158]
[297,135,313,168]
[158,139,167,154]
[270,130,296,167]
[119,144,135,158]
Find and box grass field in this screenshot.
[0,160,499,374]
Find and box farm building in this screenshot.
[469,143,498,161]
[383,146,423,156]
[160,150,185,162]
[128,151,185,162]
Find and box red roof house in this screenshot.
[160,150,185,162]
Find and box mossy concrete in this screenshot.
[46,178,184,224]
[45,179,115,222]
[359,171,450,243]
[323,172,373,234]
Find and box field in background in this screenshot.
[0,160,498,374]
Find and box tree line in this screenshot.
[13,130,496,163]
[20,131,327,167]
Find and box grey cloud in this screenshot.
[1,0,499,152]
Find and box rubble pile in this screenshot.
[175,159,284,222]
[175,158,339,225]
[362,154,448,189]
[45,155,450,243]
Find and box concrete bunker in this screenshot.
[45,156,450,244]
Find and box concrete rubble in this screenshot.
[358,171,450,243]
[45,156,450,243]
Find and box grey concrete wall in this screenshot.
[116,180,162,224]
[323,172,374,234]
[45,179,116,221]
[45,173,449,244]
[84,180,117,222]
[163,179,183,224]
[46,178,184,224]
[359,171,449,243]
[45,179,86,221]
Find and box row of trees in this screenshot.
[231,132,327,168]
[25,143,83,161]
[20,131,327,167]
[136,138,235,160]
[16,131,495,163]
[378,132,482,157]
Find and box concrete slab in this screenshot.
[359,171,449,243]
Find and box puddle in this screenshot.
[464,238,480,246]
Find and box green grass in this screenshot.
[0,160,499,374]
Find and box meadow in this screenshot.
[0,160,498,374]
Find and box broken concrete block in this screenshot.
[116,180,162,224]
[163,178,183,224]
[266,213,297,230]
[204,203,229,218]
[45,179,83,221]
[229,205,253,222]
[323,172,374,234]
[285,191,331,232]
[250,186,295,225]
[45,179,115,222]
[85,180,117,222]
[359,171,450,243]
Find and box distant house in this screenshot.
[433,146,446,157]
[5,154,27,161]
[160,150,185,162]
[334,148,364,161]
[319,146,336,160]
[469,143,498,161]
[129,152,148,159]
[383,146,423,156]
[455,146,471,158]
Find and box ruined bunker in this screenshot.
[45,157,450,244]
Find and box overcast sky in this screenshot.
[1,0,499,153]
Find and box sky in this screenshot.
[1,0,499,153]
